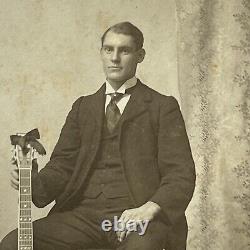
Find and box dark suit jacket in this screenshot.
[32,80,196,250]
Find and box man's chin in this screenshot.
[107,75,127,83]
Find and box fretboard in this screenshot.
[18,158,33,250]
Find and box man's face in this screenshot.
[100,31,145,84]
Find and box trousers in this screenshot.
[0,193,168,250]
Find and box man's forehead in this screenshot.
[102,31,136,48]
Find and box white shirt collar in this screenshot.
[105,76,137,94]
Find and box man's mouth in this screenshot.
[108,66,122,70]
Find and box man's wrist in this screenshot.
[145,201,161,215]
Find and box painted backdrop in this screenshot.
[0,0,178,241]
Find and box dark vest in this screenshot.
[82,119,131,199]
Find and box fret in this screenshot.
[20,195,32,202]
[20,178,31,187]
[20,202,31,209]
[19,240,32,246]
[20,210,31,216]
[20,170,31,178]
[20,187,31,194]
[19,229,32,235]
[19,235,32,240]
[19,162,32,169]
[19,223,32,229]
[19,246,32,250]
[19,216,32,222]
[19,178,30,188]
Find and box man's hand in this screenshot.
[10,166,19,190]
[10,158,38,190]
[116,201,161,242]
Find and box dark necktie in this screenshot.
[106,92,124,132]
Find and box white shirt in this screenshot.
[105,76,137,114]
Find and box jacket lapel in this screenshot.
[119,80,152,127]
[88,83,106,130]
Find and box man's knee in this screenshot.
[118,232,166,250]
[0,229,18,250]
[120,236,165,250]
[117,219,167,250]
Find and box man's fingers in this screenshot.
[119,210,127,222]
[116,230,121,242]
[11,169,19,180]
[119,211,132,228]
[125,230,131,239]
[118,230,127,242]
[10,181,18,190]
[10,169,19,190]
[11,170,19,181]
[11,177,19,186]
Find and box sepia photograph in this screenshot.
[0,1,249,249]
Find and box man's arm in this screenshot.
[117,96,195,241]
[149,96,196,225]
[32,96,84,207]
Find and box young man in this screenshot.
[1,22,195,250]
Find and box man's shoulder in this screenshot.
[139,81,179,108]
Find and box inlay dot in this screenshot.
[24,204,27,208]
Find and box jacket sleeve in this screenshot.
[32,96,83,207]
[150,96,196,225]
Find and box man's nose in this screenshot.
[111,50,120,63]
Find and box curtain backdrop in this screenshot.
[176,1,250,249]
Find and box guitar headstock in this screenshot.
[10,129,46,170]
[11,135,37,170]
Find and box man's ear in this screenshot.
[137,48,146,63]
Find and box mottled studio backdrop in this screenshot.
[0,1,249,250]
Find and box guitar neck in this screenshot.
[18,155,33,250]
[11,129,45,250]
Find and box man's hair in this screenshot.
[101,22,144,50]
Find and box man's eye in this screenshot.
[122,49,130,54]
[104,47,112,53]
